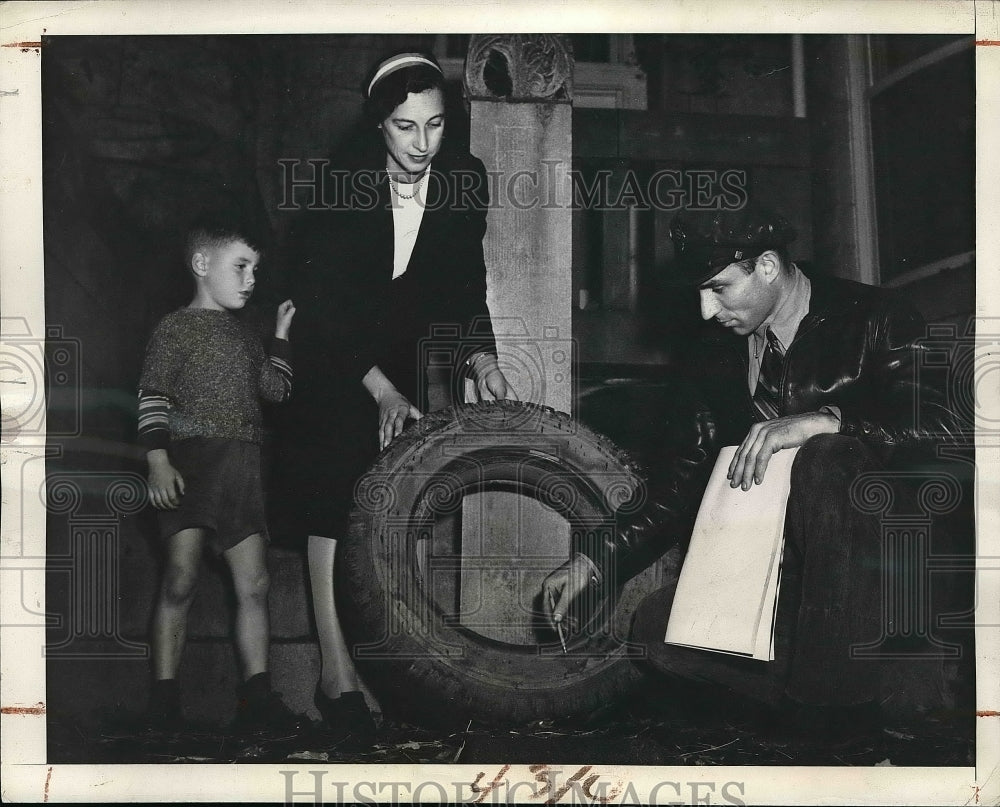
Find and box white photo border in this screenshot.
[1,0,997,803]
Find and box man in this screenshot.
[542,205,965,741]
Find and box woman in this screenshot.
[274,51,516,745]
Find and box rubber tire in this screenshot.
[336,400,662,727]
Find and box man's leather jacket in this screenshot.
[576,272,969,586]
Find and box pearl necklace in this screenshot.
[388,170,427,200]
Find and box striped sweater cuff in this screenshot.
[268,337,293,397]
[137,390,171,450]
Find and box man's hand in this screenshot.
[274,299,296,340]
[468,352,519,403]
[728,411,840,490]
[147,450,185,510]
[541,554,599,631]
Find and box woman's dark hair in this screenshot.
[363,51,445,126]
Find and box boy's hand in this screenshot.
[275,299,296,340]
[147,450,185,510]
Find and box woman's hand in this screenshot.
[376,389,422,450]
[363,365,422,450]
[468,352,519,402]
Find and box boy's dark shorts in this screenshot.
[157,437,269,554]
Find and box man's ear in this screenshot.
[191,252,208,277]
[756,250,781,284]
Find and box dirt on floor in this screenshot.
[48,676,975,768]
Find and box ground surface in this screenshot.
[49,677,974,767]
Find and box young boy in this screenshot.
[138,218,299,733]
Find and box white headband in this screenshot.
[367,54,441,97]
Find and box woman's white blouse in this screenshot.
[390,172,429,280]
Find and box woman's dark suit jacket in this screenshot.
[271,147,498,539]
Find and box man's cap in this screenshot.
[667,206,797,286]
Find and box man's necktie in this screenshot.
[752,328,784,421]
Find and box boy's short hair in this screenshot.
[184,215,267,267]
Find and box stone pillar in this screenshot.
[465,34,574,413]
[458,36,574,644]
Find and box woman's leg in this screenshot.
[308,535,360,697]
[151,528,205,680]
[223,532,270,680]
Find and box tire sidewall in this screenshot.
[337,401,662,725]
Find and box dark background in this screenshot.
[40,34,976,750]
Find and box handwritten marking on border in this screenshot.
[1,702,45,715]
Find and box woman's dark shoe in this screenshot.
[314,686,377,750]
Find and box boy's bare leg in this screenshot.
[152,528,205,680]
[223,532,270,680]
[308,534,377,707]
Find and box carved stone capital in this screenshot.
[464,35,573,103]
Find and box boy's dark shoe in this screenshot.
[231,672,309,735]
[314,686,377,751]
[145,678,185,732]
